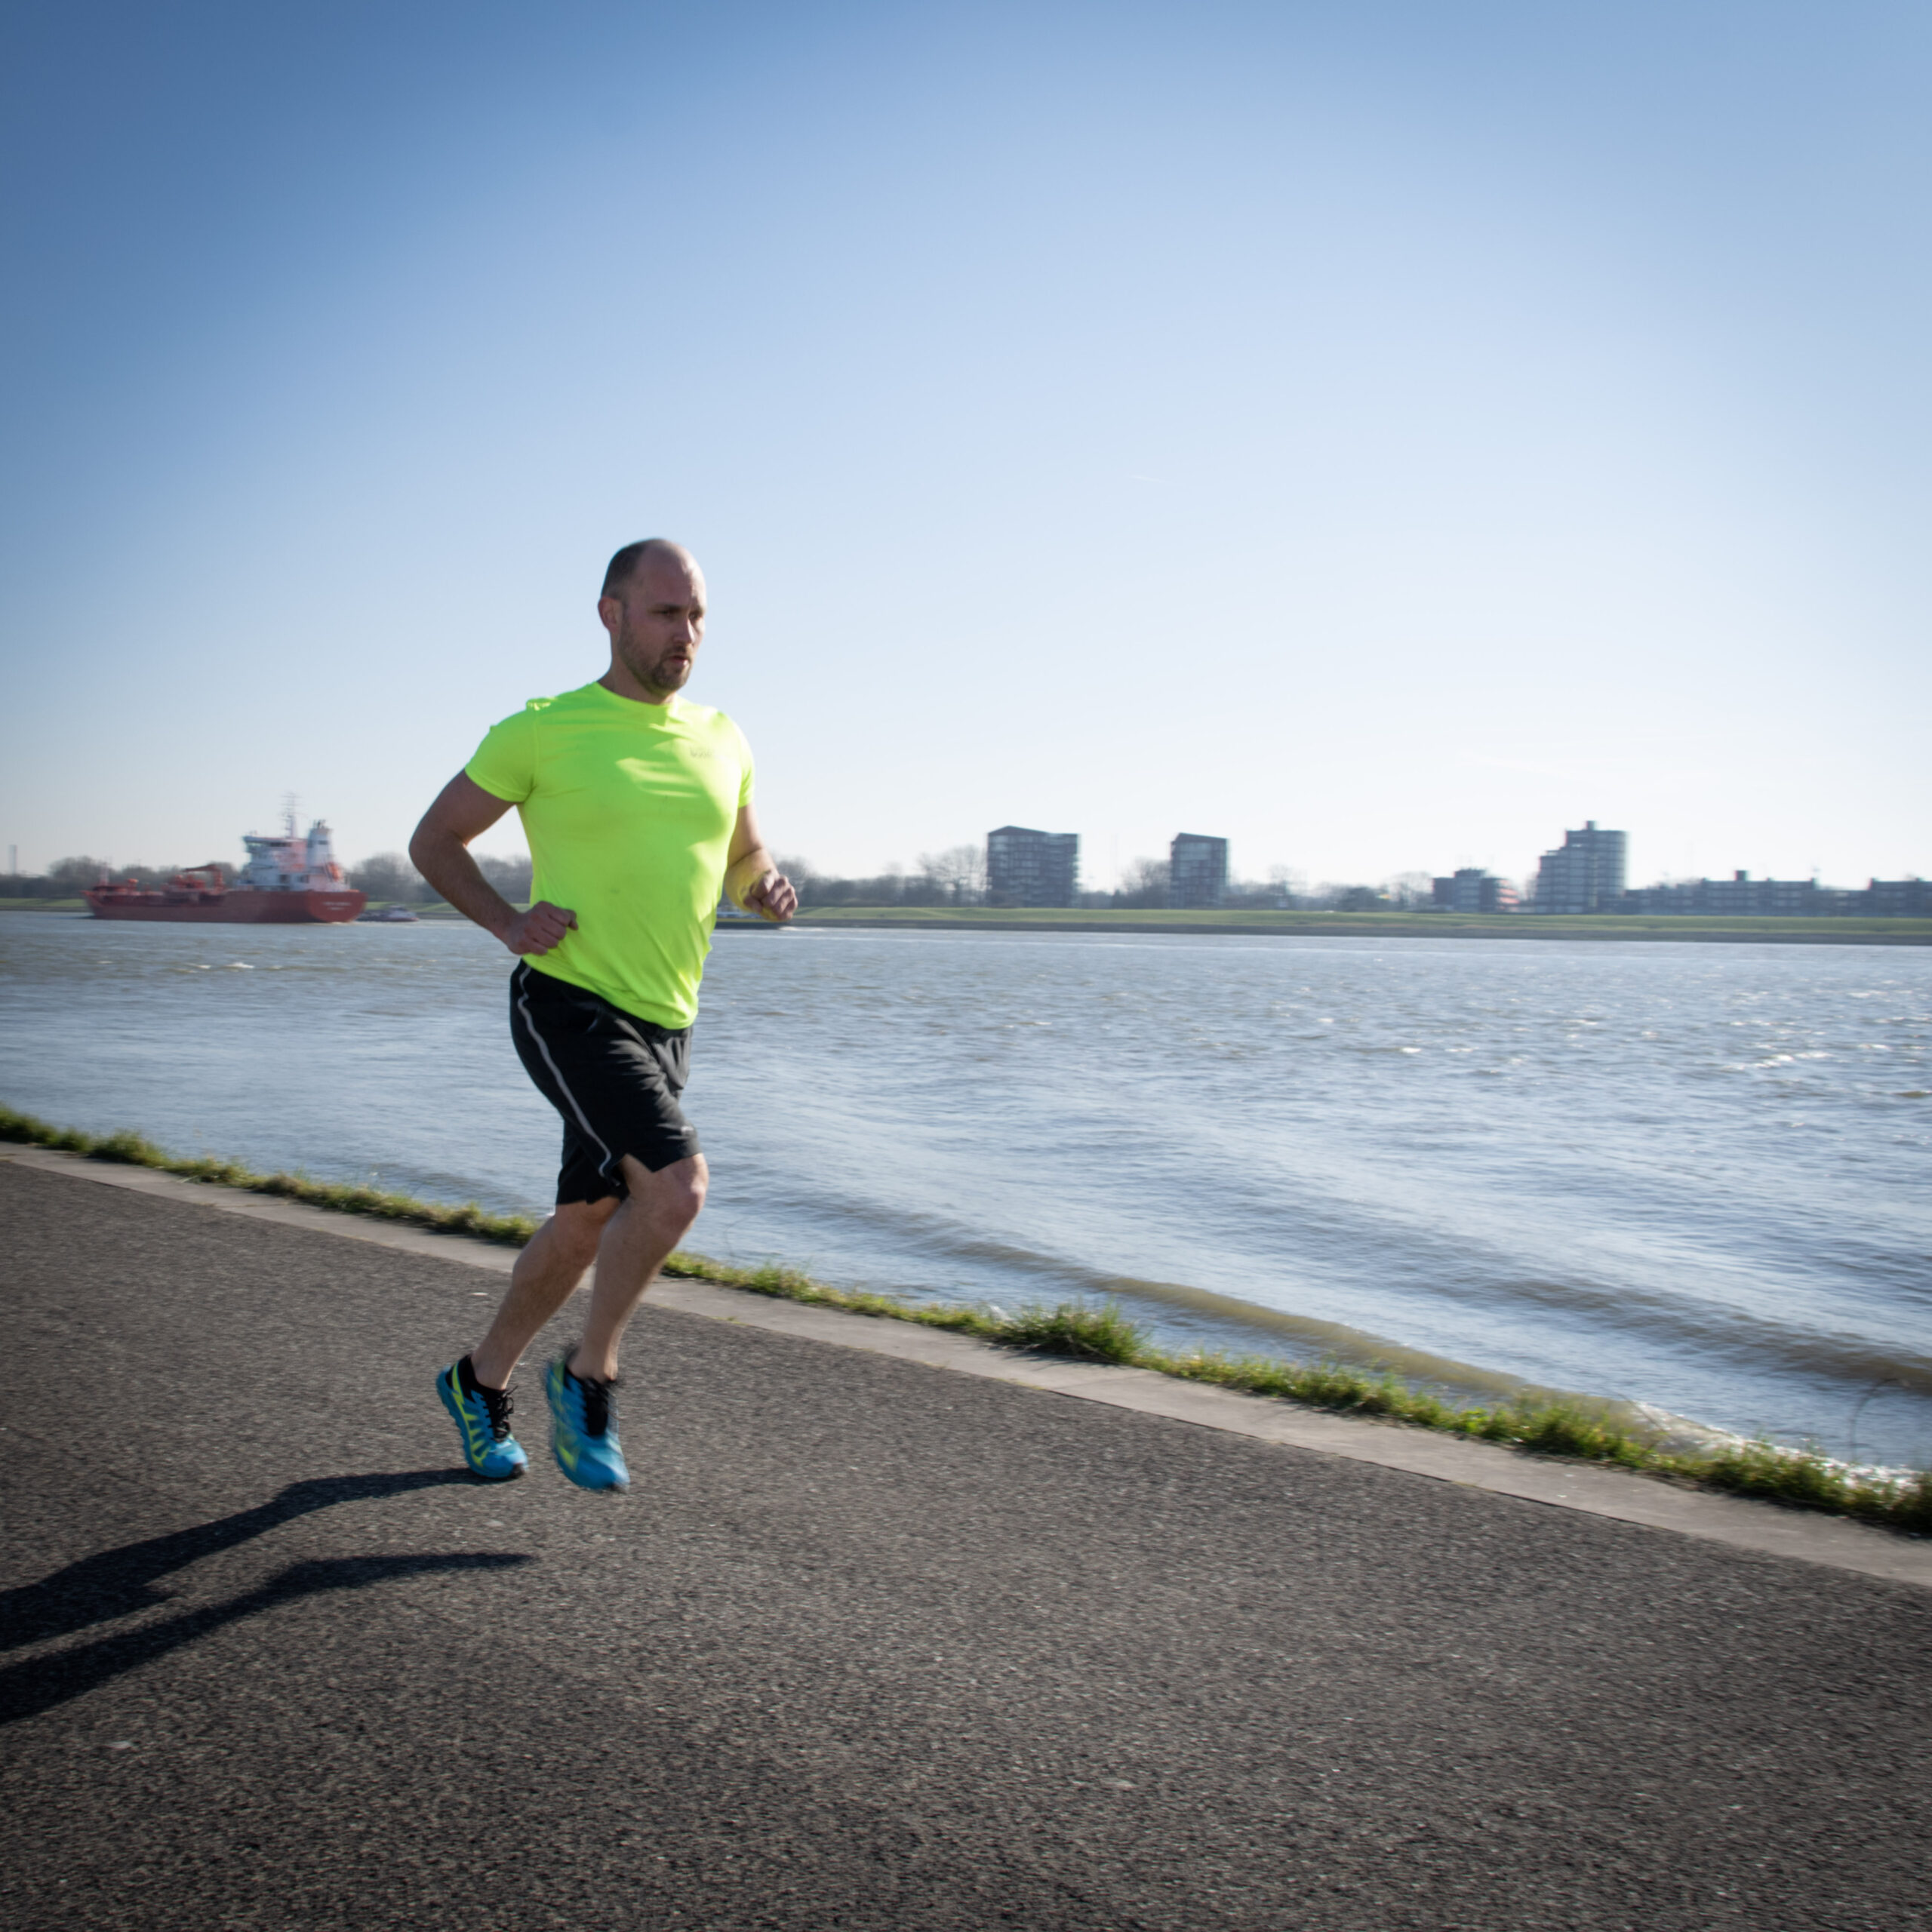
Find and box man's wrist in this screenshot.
[727,853,775,908]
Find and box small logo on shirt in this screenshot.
[685,747,713,759]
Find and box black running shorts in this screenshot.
[509,962,700,1203]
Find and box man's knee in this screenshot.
[661,1154,708,1226]
[626,1152,706,1228]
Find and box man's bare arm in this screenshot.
[409,773,577,955]
[722,802,797,922]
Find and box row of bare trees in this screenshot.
[0,852,531,905]
[5,849,1465,914]
[345,852,531,905]
[0,856,215,897]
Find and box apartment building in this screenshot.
[1431,868,1519,913]
[986,825,1079,907]
[1534,822,1627,913]
[1168,833,1229,910]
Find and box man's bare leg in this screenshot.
[469,1197,617,1389]
[466,1152,704,1392]
[568,1152,707,1382]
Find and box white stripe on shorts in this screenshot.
[514,965,618,1180]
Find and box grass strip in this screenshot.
[0,1104,541,1245]
[6,1102,1927,1534]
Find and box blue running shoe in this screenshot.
[437,1360,528,1481]
[546,1356,629,1491]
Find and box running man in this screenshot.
[411,540,795,1490]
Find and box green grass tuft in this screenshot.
[991,1299,1146,1361]
[7,1100,1928,1534]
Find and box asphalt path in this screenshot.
[2,1160,1927,1931]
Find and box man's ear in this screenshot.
[597,593,623,639]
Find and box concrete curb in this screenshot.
[8,1143,1928,1589]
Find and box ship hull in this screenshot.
[85,888,367,924]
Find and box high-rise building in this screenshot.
[986,825,1079,907]
[1534,821,1626,913]
[1168,833,1229,909]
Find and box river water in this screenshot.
[2,913,1927,1466]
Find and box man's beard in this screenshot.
[618,624,693,697]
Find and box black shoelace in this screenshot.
[477,1383,515,1442]
[571,1367,619,1438]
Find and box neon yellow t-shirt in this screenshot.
[465,681,755,1029]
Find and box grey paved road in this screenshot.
[1,1161,1926,1932]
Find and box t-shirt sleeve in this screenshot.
[465,707,537,804]
[731,719,755,808]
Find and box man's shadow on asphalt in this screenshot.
[0,1470,533,1725]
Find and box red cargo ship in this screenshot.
[85,815,366,924]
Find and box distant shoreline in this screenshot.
[8,899,1927,946]
[784,906,1932,946]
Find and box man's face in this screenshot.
[601,558,707,699]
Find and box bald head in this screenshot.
[601,538,700,601]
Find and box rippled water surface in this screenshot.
[3,913,1927,1463]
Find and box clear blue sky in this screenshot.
[2,0,1927,889]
